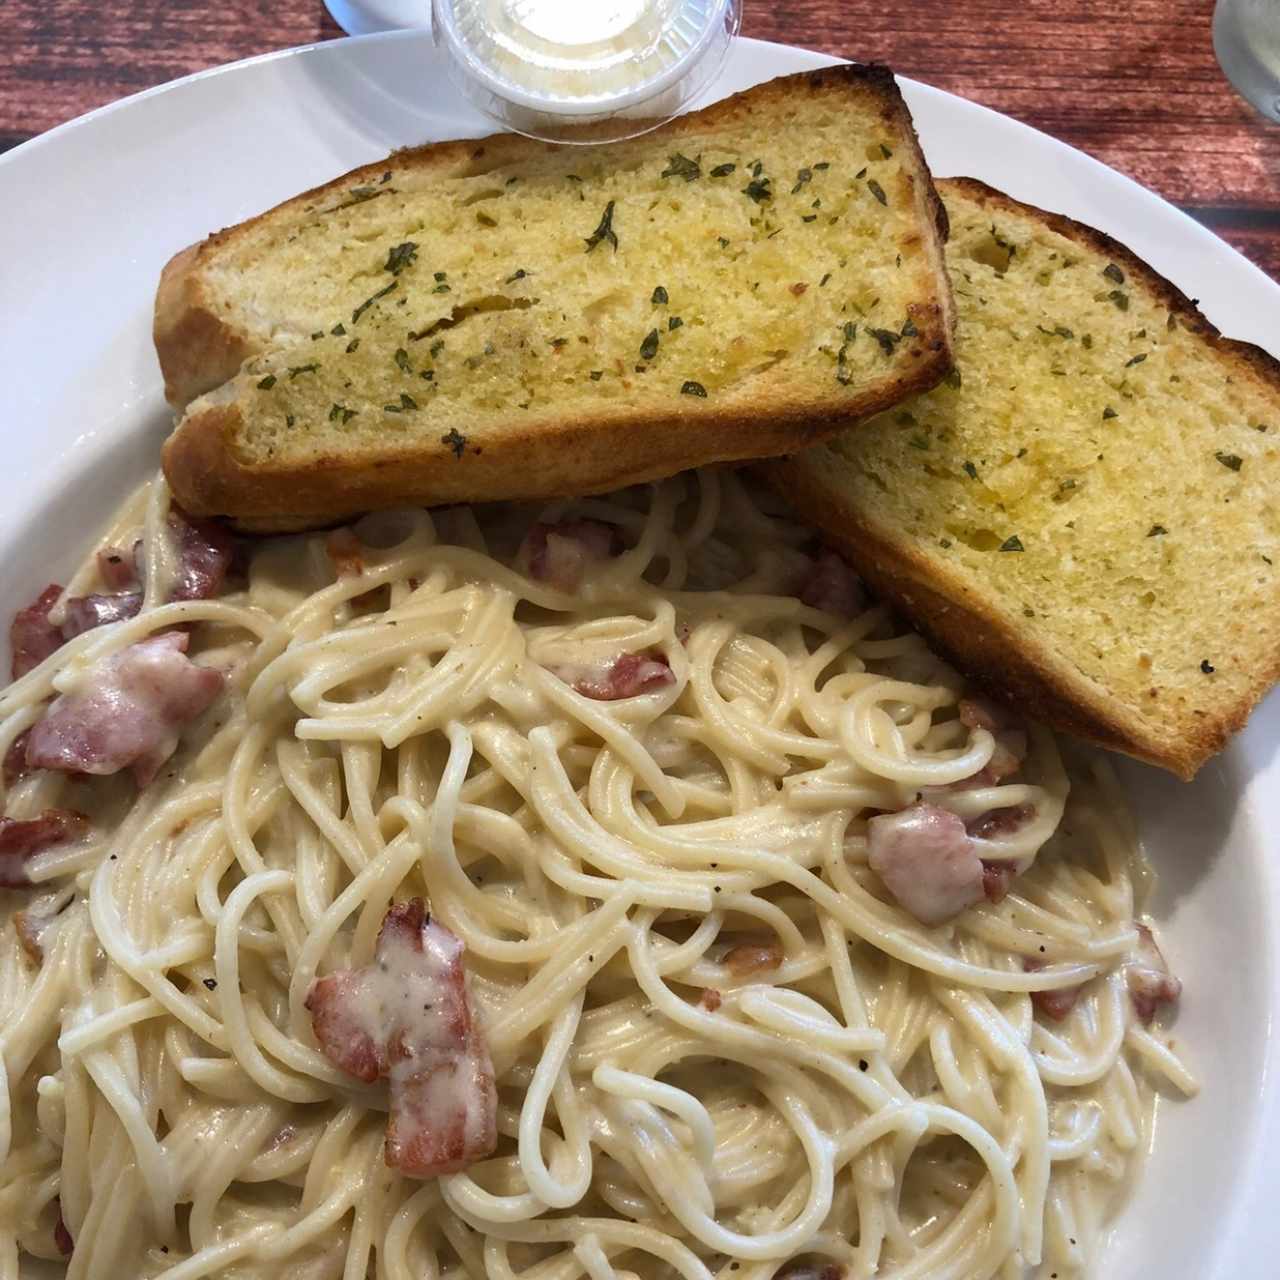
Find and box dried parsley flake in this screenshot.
[352,281,397,324]
[585,201,618,253]
[383,392,418,413]
[384,242,418,275]
[661,153,702,182]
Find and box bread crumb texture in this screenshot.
[188,70,945,467]
[796,179,1279,769]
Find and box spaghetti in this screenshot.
[0,468,1194,1279]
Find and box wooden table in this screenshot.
[7,0,1280,278]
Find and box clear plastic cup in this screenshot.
[431,0,743,142]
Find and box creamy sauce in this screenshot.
[353,917,463,1054]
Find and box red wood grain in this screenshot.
[5,0,1280,278]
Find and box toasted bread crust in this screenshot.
[163,337,950,529]
[157,64,955,522]
[154,245,255,408]
[769,177,1280,780]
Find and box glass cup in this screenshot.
[1215,0,1280,122]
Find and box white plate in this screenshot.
[1,31,1276,1279]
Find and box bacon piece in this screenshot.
[1024,959,1084,1020]
[305,966,387,1083]
[1127,923,1182,1024]
[969,803,1037,841]
[548,653,674,701]
[168,511,236,602]
[25,632,223,787]
[867,804,986,926]
[941,732,1028,796]
[722,937,784,976]
[4,730,32,787]
[954,691,1029,784]
[97,547,138,590]
[1032,984,1084,1021]
[983,731,1028,782]
[9,516,233,685]
[111,512,235,600]
[959,696,1019,734]
[326,529,365,579]
[61,592,143,639]
[0,810,88,888]
[981,860,1016,904]
[521,519,619,592]
[306,899,497,1179]
[799,549,865,618]
[11,585,65,679]
[53,1199,73,1256]
[699,988,723,1012]
[323,530,388,611]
